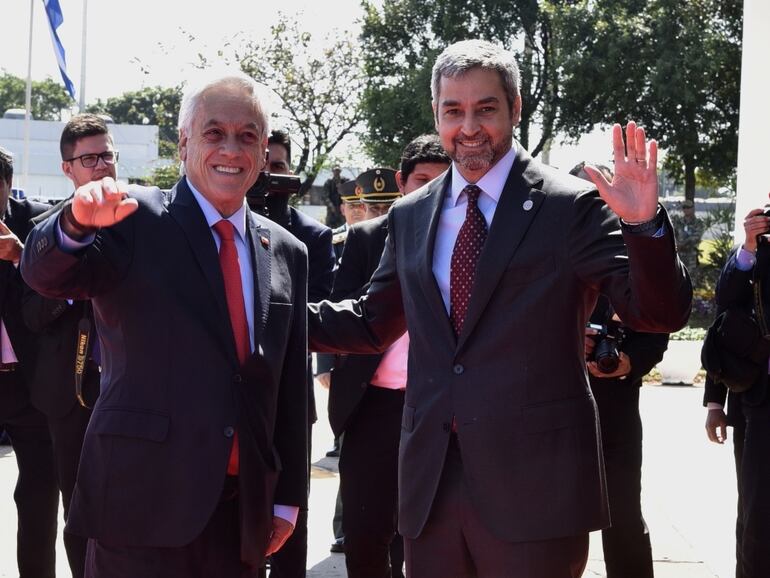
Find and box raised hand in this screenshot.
[0,220,23,263]
[71,177,139,229]
[584,121,659,224]
[741,205,770,254]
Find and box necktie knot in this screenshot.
[463,184,482,207]
[213,219,235,242]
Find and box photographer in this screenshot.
[585,295,669,578]
[713,203,770,577]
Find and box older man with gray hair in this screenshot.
[22,72,309,578]
[308,39,691,577]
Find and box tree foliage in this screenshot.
[0,71,72,120]
[549,0,742,200]
[360,0,557,166]
[88,86,183,158]
[234,19,366,194]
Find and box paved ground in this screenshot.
[0,382,740,577]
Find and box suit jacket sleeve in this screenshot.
[21,202,134,300]
[22,284,70,333]
[309,209,406,354]
[569,193,691,333]
[272,242,309,507]
[307,224,335,303]
[622,329,669,385]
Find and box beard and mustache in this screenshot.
[449,130,512,174]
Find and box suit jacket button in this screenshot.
[453,364,464,375]
[224,426,235,438]
[233,374,242,383]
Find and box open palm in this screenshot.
[584,122,659,224]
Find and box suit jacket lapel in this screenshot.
[415,172,457,349]
[166,179,236,364]
[456,147,546,352]
[245,210,271,347]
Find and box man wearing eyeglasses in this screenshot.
[20,114,112,578]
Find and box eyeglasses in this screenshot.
[65,150,119,168]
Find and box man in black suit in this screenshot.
[309,39,691,577]
[330,138,450,578]
[0,146,59,578]
[264,129,335,578]
[22,113,112,578]
[22,73,309,578]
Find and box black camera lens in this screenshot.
[594,338,620,373]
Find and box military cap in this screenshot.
[356,168,401,204]
[338,180,360,202]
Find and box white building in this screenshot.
[0,118,159,200]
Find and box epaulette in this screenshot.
[332,230,348,245]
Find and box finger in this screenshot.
[113,199,139,223]
[747,208,766,218]
[101,177,121,203]
[705,425,718,443]
[634,125,647,163]
[583,165,612,200]
[719,423,728,443]
[611,123,625,166]
[648,139,658,170]
[625,121,637,162]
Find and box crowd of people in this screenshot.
[0,35,759,578]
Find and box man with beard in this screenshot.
[308,39,692,576]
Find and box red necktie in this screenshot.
[213,220,250,475]
[450,185,488,336]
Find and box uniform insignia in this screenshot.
[260,235,270,248]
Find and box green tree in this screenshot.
[0,71,72,120]
[88,86,183,158]
[148,163,182,189]
[234,18,366,194]
[549,0,741,201]
[360,0,557,166]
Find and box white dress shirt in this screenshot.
[432,146,517,313]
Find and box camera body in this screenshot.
[587,319,626,374]
[246,171,302,225]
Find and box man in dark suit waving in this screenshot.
[309,39,692,577]
[22,73,309,578]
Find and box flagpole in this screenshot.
[22,0,35,192]
[79,0,87,111]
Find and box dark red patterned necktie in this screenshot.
[450,185,488,336]
[213,219,250,475]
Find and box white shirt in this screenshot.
[432,147,517,313]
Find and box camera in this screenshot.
[246,171,302,224]
[587,319,626,374]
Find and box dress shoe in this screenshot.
[330,538,344,553]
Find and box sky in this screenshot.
[0,0,656,174]
[1,0,371,102]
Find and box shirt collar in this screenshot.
[185,177,248,242]
[449,144,517,206]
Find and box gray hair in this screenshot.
[431,40,521,109]
[177,71,270,137]
[0,146,13,185]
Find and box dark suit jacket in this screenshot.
[285,206,334,425]
[0,197,50,415]
[22,199,100,418]
[21,179,309,568]
[309,146,692,543]
[327,215,389,437]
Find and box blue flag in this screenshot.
[42,0,76,99]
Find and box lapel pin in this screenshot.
[260,235,270,249]
[522,199,534,211]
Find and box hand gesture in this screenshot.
[0,220,23,264]
[71,177,138,229]
[584,122,659,224]
[264,516,294,556]
[741,205,770,254]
